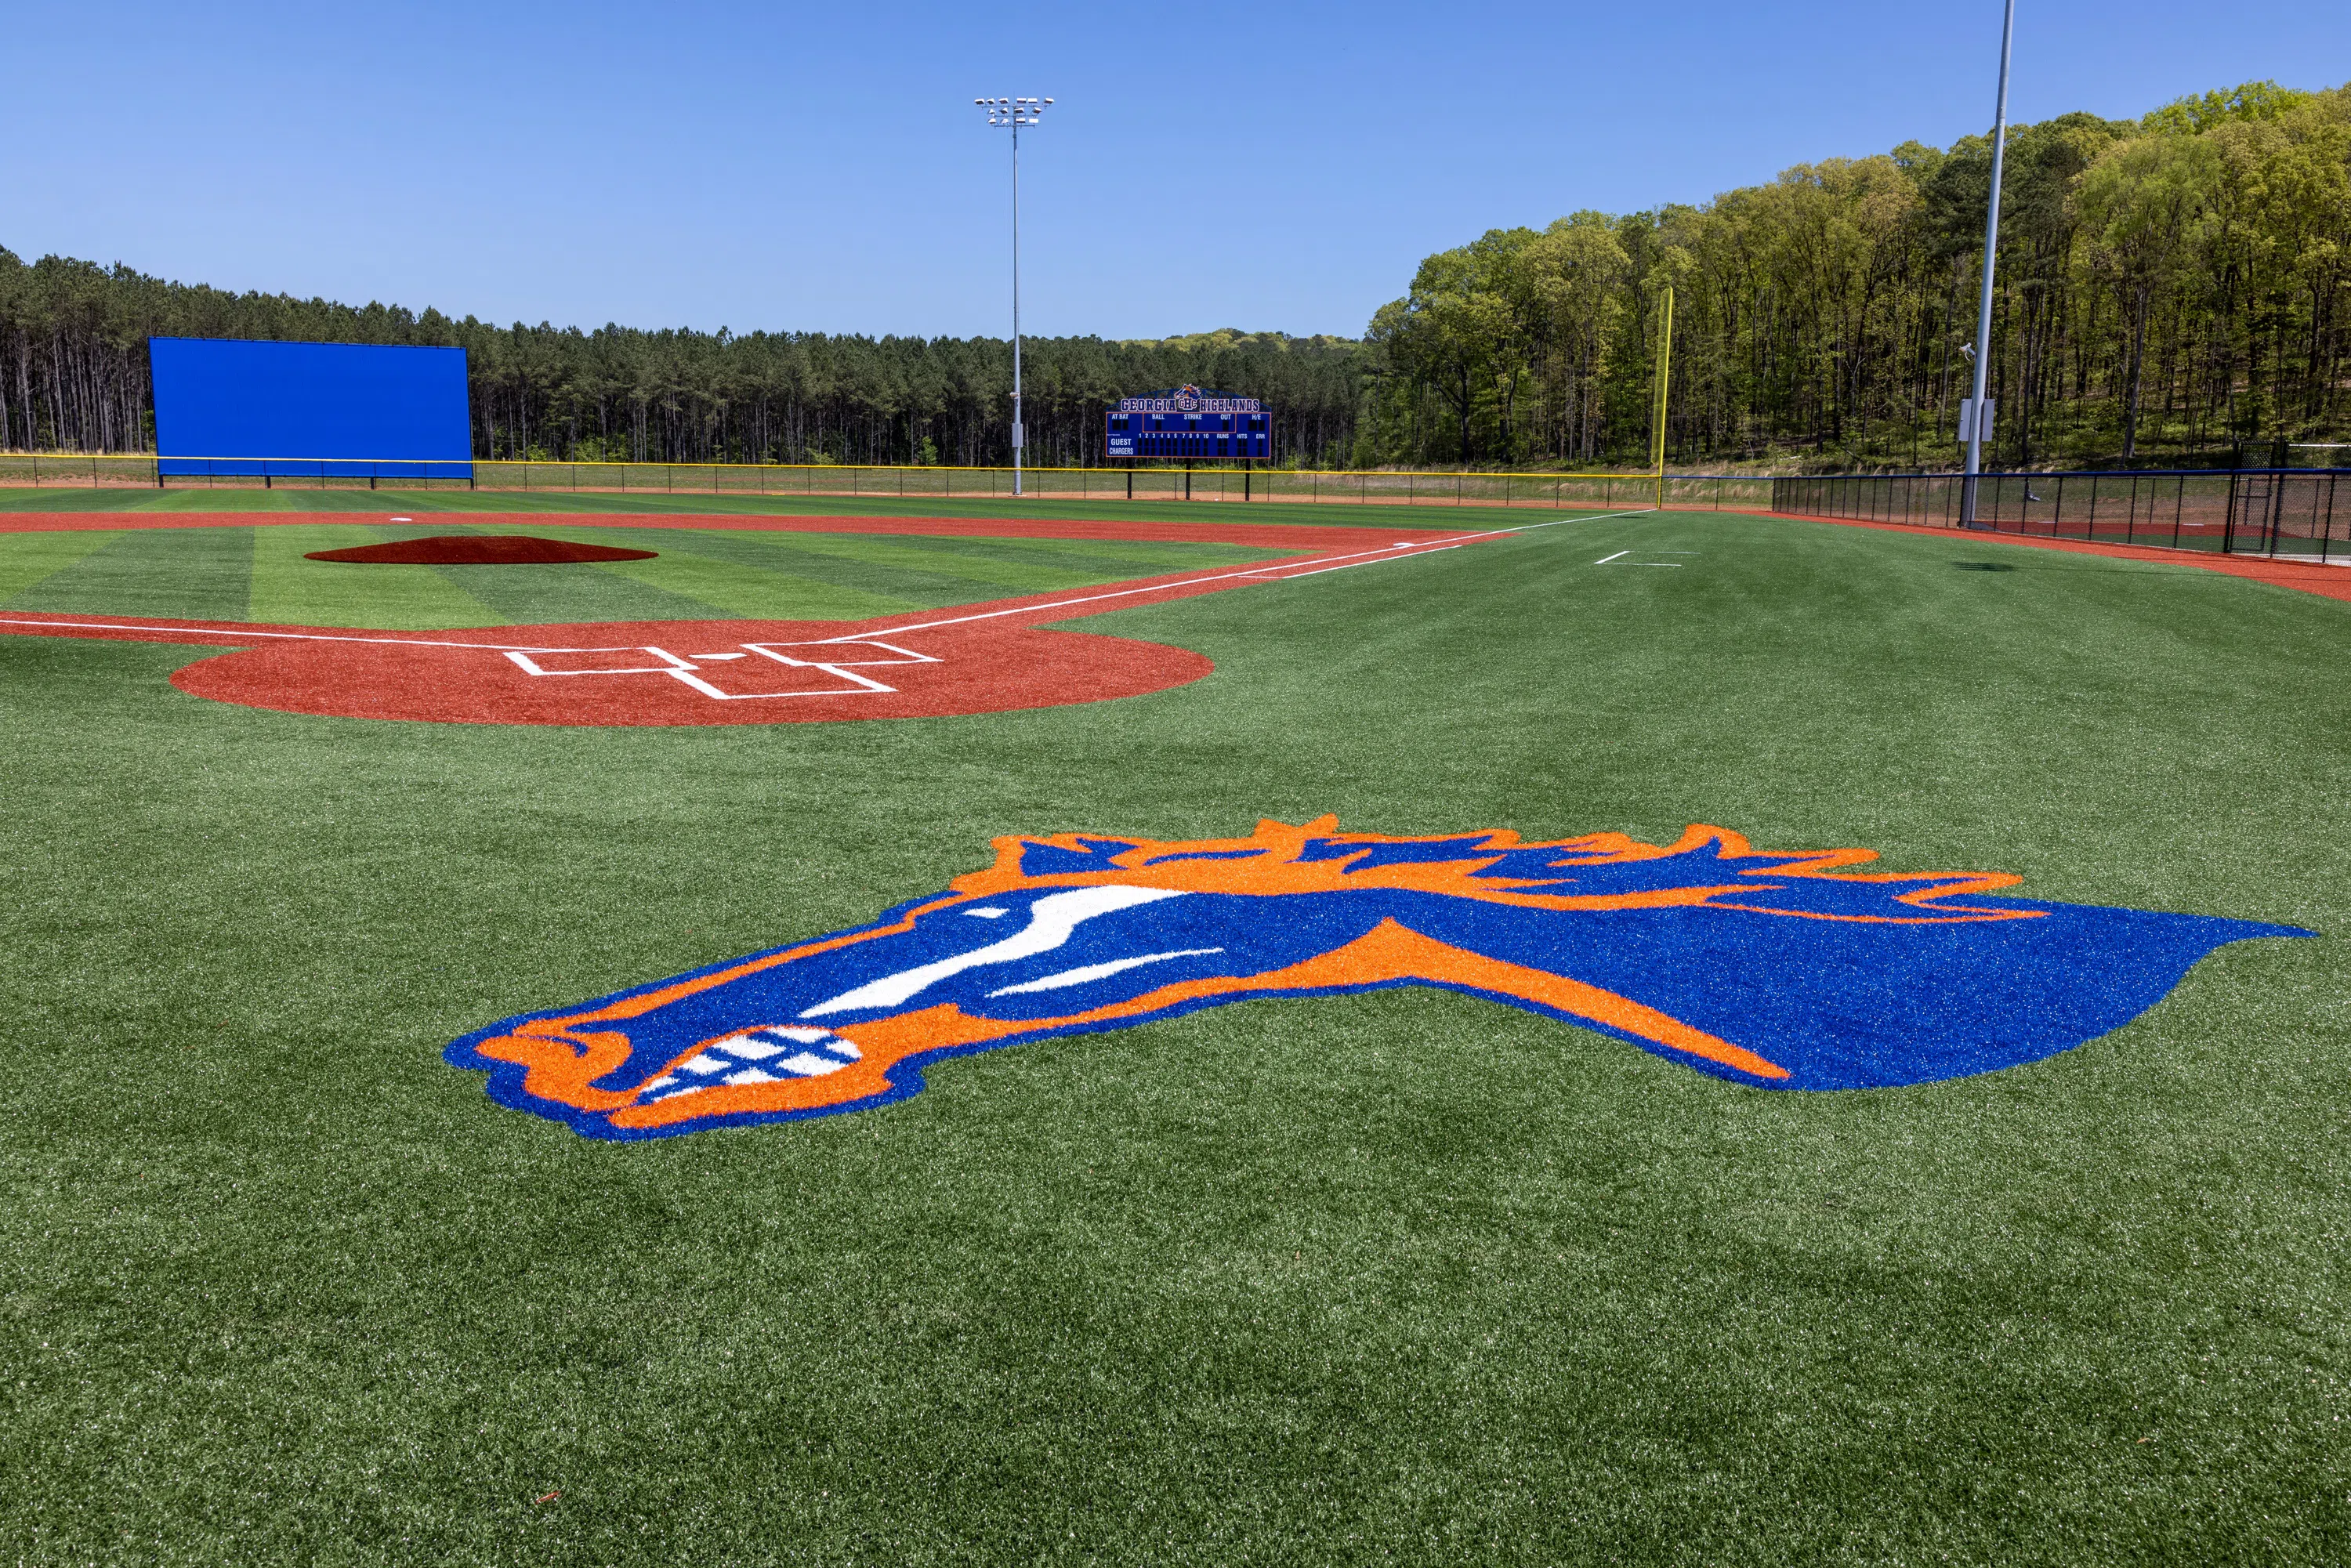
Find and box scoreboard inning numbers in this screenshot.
[1106,386,1269,460]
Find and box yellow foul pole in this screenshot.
[1650,284,1675,510]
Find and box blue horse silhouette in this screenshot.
[445,817,2306,1139]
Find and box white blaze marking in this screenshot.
[643,1025,864,1101]
[716,1035,786,1060]
[777,1052,849,1077]
[799,885,1186,1018]
[987,947,1225,997]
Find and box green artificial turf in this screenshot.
[2,511,2346,1565]
[0,522,1291,628]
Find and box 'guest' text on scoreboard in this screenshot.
[1106,386,1270,460]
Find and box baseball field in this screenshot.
[2,489,2345,1565]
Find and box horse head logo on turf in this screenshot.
[444,817,2307,1139]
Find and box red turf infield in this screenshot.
[0,535,1471,725]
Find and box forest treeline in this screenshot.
[0,260,1362,468]
[1371,79,2351,470]
[5,76,2347,472]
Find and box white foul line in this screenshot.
[816,507,1654,643]
[1247,546,1462,579]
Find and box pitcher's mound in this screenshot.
[305,534,657,565]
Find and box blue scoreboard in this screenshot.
[1106,386,1270,460]
[150,337,474,480]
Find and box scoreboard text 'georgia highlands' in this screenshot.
[1106,386,1269,460]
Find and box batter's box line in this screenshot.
[501,639,940,701]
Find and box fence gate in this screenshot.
[2226,470,2280,556]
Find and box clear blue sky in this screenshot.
[4,1,2344,342]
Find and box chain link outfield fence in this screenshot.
[1770,469,2351,560]
[5,452,2342,559]
[0,453,1777,512]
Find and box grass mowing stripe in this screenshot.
[249,525,507,629]
[656,526,1290,597]
[0,489,179,512]
[0,529,125,599]
[649,525,1250,614]
[442,522,954,620]
[636,529,1069,608]
[699,529,1164,595]
[1,526,253,621]
[586,548,921,621]
[418,556,746,626]
[142,488,310,512]
[857,531,1292,577]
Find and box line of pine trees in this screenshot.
[0,263,1363,469]
[5,78,2346,473]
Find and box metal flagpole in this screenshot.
[1960,0,2016,531]
[1650,285,1675,511]
[978,96,1051,498]
[1012,115,1021,498]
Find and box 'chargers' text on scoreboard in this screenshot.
[1106,386,1270,460]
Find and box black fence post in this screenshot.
[2323,473,2338,566]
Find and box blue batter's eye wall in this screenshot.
[149,338,475,479]
[1106,386,1270,461]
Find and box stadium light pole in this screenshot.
[1960,0,2016,530]
[977,95,1051,496]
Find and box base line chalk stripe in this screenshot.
[820,509,1652,643]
